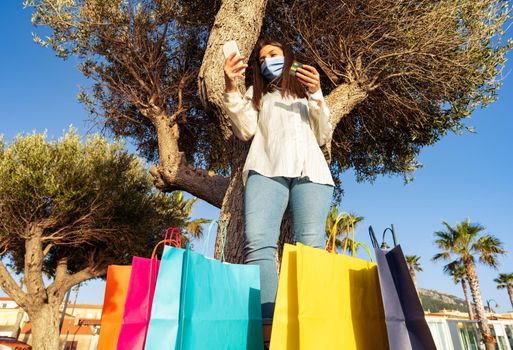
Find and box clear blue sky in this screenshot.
[1,2,512,312]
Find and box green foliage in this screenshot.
[405,255,423,272]
[444,260,468,285]
[433,219,506,268]
[0,129,203,277]
[267,0,513,183]
[23,0,512,190]
[494,273,513,290]
[23,0,219,166]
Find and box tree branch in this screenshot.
[151,116,230,208]
[62,266,106,293]
[149,154,229,209]
[326,82,369,128]
[0,260,28,310]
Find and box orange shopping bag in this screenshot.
[97,265,132,350]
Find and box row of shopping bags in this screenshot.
[269,213,437,350]
[97,212,436,349]
[97,222,265,350]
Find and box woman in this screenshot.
[222,38,335,321]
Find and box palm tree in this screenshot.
[444,260,475,320]
[433,219,506,350]
[494,273,513,309]
[325,207,364,254]
[405,255,423,294]
[170,192,212,238]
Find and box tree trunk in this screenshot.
[461,279,475,320]
[29,304,61,350]
[198,0,269,141]
[166,0,372,264]
[214,141,249,263]
[508,286,513,310]
[464,258,496,348]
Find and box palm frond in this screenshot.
[494,272,513,289]
[432,252,451,262]
[185,218,211,238]
[405,255,423,272]
[184,196,198,216]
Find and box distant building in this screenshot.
[0,297,27,338]
[0,297,101,350]
[426,309,513,350]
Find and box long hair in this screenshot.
[251,38,307,111]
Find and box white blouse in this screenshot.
[223,86,335,187]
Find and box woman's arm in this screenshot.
[306,89,333,146]
[295,65,333,146]
[222,52,256,141]
[223,86,258,141]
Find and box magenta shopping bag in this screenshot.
[116,228,183,350]
[116,256,160,350]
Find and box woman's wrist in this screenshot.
[224,78,237,93]
[224,76,237,93]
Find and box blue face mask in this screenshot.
[260,56,285,80]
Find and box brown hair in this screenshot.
[250,38,307,111]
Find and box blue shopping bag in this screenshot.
[144,228,185,350]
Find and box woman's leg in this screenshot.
[289,178,334,248]
[244,171,289,320]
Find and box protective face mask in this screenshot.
[260,56,285,80]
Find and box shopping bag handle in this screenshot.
[219,219,228,262]
[204,218,229,262]
[325,212,355,256]
[326,212,374,261]
[151,227,183,259]
[354,242,374,262]
[369,226,379,249]
[369,225,397,250]
[382,224,397,249]
[164,227,183,247]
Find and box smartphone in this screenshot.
[223,40,245,74]
[223,40,240,59]
[289,60,304,76]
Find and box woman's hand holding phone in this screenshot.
[224,52,248,93]
[295,64,321,94]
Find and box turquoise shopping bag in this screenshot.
[144,228,185,350]
[176,246,263,349]
[145,220,264,350]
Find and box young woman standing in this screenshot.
[223,38,335,321]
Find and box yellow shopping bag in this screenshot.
[270,213,389,350]
[270,244,299,349]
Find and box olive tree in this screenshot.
[24,0,511,273]
[0,130,204,350]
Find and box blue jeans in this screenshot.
[243,170,334,320]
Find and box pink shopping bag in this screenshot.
[116,228,182,350]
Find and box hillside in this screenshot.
[419,288,468,313]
